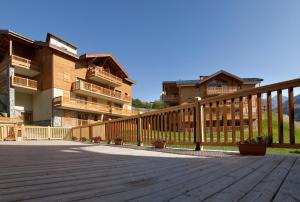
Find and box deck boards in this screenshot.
[0,141,299,202]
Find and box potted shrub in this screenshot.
[114,136,123,145]
[91,136,101,143]
[153,139,167,149]
[80,137,87,142]
[238,136,266,156]
[72,136,78,141]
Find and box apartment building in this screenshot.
[162,70,263,130]
[0,30,136,127]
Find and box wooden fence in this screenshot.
[72,78,300,149]
[23,126,71,140]
[0,126,71,141]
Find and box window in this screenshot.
[63,72,70,82]
[194,87,200,92]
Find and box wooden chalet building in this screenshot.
[162,70,263,131]
[0,30,136,127]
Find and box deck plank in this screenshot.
[239,156,296,202]
[0,141,298,202]
[273,157,300,202]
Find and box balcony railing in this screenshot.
[111,106,139,116]
[87,66,123,87]
[53,96,137,117]
[71,80,131,103]
[11,75,38,91]
[207,86,238,95]
[10,55,40,71]
[162,94,180,102]
[53,96,111,114]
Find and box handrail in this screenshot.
[71,77,300,148]
[201,78,300,104]
[10,55,40,70]
[11,75,38,89]
[72,80,131,102]
[87,66,123,84]
[53,96,137,116]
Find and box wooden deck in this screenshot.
[0,141,299,202]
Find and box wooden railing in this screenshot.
[23,126,71,140]
[87,66,123,86]
[53,96,111,114]
[72,80,131,102]
[207,86,238,95]
[162,94,180,102]
[10,55,40,70]
[11,75,38,90]
[72,78,300,149]
[53,96,137,117]
[0,117,22,124]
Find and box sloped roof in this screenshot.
[163,80,198,86]
[80,54,133,83]
[199,70,244,85]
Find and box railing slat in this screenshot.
[277,89,284,144]
[209,103,213,143]
[239,97,244,142]
[203,105,207,143]
[267,91,273,144]
[216,101,220,143]
[288,87,295,145]
[257,93,263,136]
[223,100,228,143]
[248,95,253,139]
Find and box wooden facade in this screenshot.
[162,70,263,130]
[0,30,136,127]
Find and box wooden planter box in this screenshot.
[238,144,266,156]
[154,142,166,149]
[115,140,123,145]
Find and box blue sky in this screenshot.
[1,0,300,101]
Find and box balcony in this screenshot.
[87,66,122,87]
[53,96,111,114]
[162,94,180,102]
[111,106,139,117]
[53,96,137,117]
[207,86,238,96]
[71,80,131,104]
[10,55,40,77]
[11,75,38,94]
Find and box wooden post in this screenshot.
[267,91,273,145]
[257,93,262,136]
[89,125,93,140]
[223,100,228,143]
[194,97,203,151]
[248,95,253,139]
[137,113,143,146]
[277,89,283,144]
[288,87,295,145]
[48,126,51,140]
[239,96,244,142]
[231,98,236,143]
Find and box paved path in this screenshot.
[0,141,299,202]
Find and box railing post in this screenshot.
[47,126,51,140]
[137,112,143,146]
[195,97,203,151]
